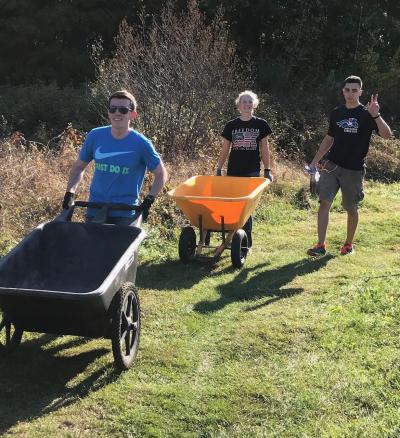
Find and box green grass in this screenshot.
[1,182,400,437]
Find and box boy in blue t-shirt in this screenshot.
[63,90,168,223]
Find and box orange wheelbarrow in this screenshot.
[168,176,270,268]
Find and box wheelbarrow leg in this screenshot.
[213,216,228,259]
[196,215,205,256]
[0,316,23,352]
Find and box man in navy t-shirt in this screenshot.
[307,76,392,256]
[63,90,168,223]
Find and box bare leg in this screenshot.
[345,211,359,244]
[318,200,332,243]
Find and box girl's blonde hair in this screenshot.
[235,90,260,108]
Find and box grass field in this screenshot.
[0,181,399,437]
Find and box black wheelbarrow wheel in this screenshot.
[179,226,196,264]
[0,316,23,353]
[231,229,248,268]
[111,283,141,371]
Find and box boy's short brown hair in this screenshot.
[343,75,363,88]
[108,90,137,110]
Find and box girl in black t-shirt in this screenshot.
[217,90,273,178]
[216,90,273,247]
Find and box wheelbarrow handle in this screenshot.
[73,201,139,211]
[55,201,141,224]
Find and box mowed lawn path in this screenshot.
[1,182,399,437]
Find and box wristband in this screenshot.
[372,114,381,119]
[264,168,271,172]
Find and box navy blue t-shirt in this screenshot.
[326,104,378,170]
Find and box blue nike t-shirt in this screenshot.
[79,126,161,217]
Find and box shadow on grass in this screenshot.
[137,257,221,291]
[194,255,335,314]
[0,334,120,435]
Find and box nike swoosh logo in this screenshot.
[95,147,134,160]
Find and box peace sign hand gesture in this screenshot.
[367,94,380,118]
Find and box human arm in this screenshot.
[260,136,271,169]
[216,137,231,175]
[260,136,274,180]
[66,159,89,193]
[138,161,168,220]
[148,161,168,197]
[367,94,392,139]
[310,135,334,168]
[62,159,89,209]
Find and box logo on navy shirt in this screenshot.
[337,118,358,133]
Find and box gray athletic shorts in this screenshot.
[317,160,365,213]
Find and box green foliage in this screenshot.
[0,0,145,86]
[0,82,96,139]
[0,0,399,151]
[1,0,399,107]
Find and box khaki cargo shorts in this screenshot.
[317,160,365,213]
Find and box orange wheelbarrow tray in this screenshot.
[168,175,270,268]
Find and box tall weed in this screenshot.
[90,0,250,161]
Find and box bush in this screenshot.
[0,82,97,141]
[366,136,400,182]
[254,93,328,162]
[90,0,249,160]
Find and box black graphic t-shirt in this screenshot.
[221,117,272,176]
[326,104,378,170]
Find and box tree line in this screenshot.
[0,0,399,140]
[2,1,399,89]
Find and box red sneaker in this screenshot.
[340,243,354,255]
[307,242,326,257]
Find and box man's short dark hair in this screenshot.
[343,75,363,88]
[108,90,137,110]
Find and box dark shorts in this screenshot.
[318,160,365,213]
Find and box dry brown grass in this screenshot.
[0,127,92,247]
[366,136,400,182]
[4,129,397,250]
[0,130,307,248]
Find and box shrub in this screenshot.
[366,136,400,182]
[0,82,97,141]
[90,0,250,161]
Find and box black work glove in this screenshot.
[138,194,155,221]
[216,168,222,176]
[62,191,75,209]
[264,169,274,182]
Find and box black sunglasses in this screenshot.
[108,106,132,114]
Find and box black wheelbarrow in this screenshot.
[0,201,146,371]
